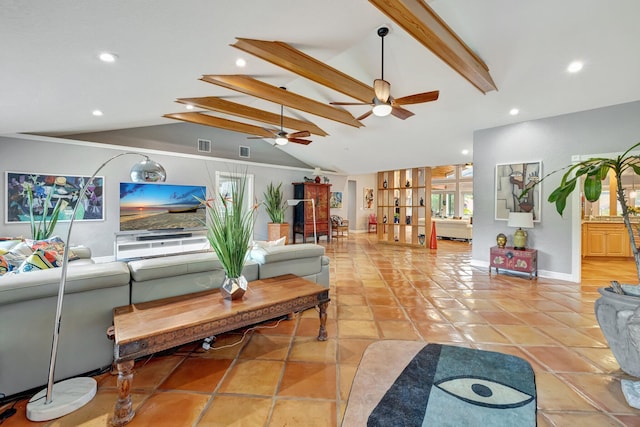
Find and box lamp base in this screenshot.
[26,377,97,421]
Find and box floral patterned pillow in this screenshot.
[25,236,76,262]
[17,249,59,273]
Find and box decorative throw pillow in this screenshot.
[252,236,286,250]
[25,236,76,262]
[0,238,23,252]
[18,249,57,273]
[0,247,30,272]
[0,255,10,276]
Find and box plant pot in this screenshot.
[267,222,290,244]
[594,287,640,377]
[221,275,248,300]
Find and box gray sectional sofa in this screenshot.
[0,243,329,399]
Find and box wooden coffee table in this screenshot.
[109,274,330,426]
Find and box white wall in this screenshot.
[472,100,640,280]
[0,134,347,257]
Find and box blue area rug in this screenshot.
[342,341,536,427]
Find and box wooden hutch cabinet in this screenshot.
[292,182,331,243]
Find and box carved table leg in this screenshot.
[317,301,329,341]
[112,359,135,426]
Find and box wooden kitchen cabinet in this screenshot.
[582,222,631,257]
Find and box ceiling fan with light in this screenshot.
[331,26,439,120]
[248,97,312,146]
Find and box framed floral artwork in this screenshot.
[5,171,105,223]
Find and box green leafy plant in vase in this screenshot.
[522,141,640,381]
[263,182,289,244]
[196,172,257,300]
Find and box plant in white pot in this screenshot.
[263,182,289,244]
[524,141,640,407]
[197,173,257,300]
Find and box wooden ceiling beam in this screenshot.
[200,75,363,128]
[369,0,497,94]
[163,112,275,138]
[231,38,374,103]
[176,96,328,136]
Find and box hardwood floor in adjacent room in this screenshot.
[2,235,639,426]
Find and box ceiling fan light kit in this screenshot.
[329,25,440,121]
[372,100,393,117]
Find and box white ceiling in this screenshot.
[3,0,640,174]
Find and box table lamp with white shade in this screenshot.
[507,212,534,250]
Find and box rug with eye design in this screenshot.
[342,341,536,427]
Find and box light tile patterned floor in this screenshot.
[2,235,640,426]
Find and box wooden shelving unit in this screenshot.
[376,167,432,247]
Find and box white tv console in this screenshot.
[114,230,210,260]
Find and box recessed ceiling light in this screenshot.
[567,61,583,73]
[98,52,118,63]
[185,104,194,110]
[509,108,519,116]
[461,149,469,155]
[92,110,103,116]
[235,58,246,67]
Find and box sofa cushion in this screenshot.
[128,251,224,282]
[0,261,131,305]
[250,243,324,264]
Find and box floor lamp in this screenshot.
[287,199,316,243]
[26,152,166,421]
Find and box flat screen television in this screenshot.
[119,182,207,233]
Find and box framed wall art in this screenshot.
[5,171,105,223]
[364,187,374,209]
[330,191,343,209]
[495,161,541,221]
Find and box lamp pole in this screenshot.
[287,198,316,243]
[27,152,166,421]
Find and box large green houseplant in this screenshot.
[524,141,640,380]
[197,173,257,300]
[263,182,289,244]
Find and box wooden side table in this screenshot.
[489,246,538,279]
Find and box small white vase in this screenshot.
[221,275,248,300]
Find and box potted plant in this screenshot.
[197,173,257,300]
[26,183,68,240]
[525,141,640,379]
[263,182,289,244]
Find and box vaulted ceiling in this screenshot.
[3,0,640,174]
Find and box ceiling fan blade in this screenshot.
[374,79,391,103]
[390,106,415,120]
[288,138,312,145]
[330,101,372,106]
[393,90,440,106]
[288,130,310,138]
[357,110,374,121]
